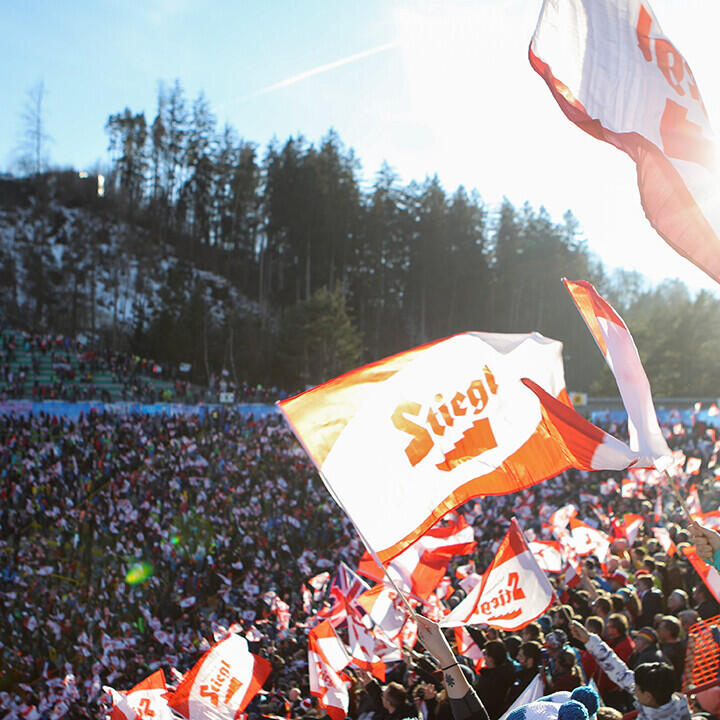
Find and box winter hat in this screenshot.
[506,685,600,720]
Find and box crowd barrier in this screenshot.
[591,407,716,425]
[0,400,282,419]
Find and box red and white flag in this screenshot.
[694,510,720,532]
[522,379,639,471]
[308,621,350,674]
[271,597,290,631]
[453,626,485,672]
[549,505,577,533]
[355,585,407,644]
[561,280,671,469]
[651,526,676,556]
[687,484,703,514]
[531,0,720,286]
[279,332,595,562]
[308,626,349,720]
[683,546,720,603]
[104,670,173,720]
[618,513,645,545]
[528,540,563,573]
[357,515,476,600]
[441,519,554,630]
[346,611,400,681]
[568,518,610,561]
[168,634,271,720]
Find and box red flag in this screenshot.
[531,1,720,285]
[308,621,350,674]
[652,527,676,556]
[528,541,563,573]
[355,585,407,644]
[453,627,485,672]
[568,518,610,561]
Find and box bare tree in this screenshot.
[17,81,51,175]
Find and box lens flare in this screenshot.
[125,561,154,585]
[171,535,181,546]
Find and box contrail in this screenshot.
[243,41,399,100]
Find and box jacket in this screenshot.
[584,634,690,720]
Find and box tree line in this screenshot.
[6,78,719,398]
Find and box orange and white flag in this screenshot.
[528,540,563,573]
[522,379,639,471]
[357,515,476,600]
[308,621,350,674]
[346,610,402,680]
[104,670,173,720]
[308,626,349,720]
[531,0,720,286]
[651,526,676,556]
[561,279,671,469]
[619,513,645,545]
[355,585,407,644]
[683,546,720,603]
[168,634,271,720]
[441,519,554,630]
[280,331,616,563]
[568,518,611,561]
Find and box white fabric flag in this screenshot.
[280,332,613,562]
[441,519,555,630]
[531,0,720,285]
[498,675,546,720]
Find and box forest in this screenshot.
[4,79,719,397]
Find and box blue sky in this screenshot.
[4,0,720,293]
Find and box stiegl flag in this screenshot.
[168,633,271,720]
[279,332,639,563]
[531,0,720,286]
[440,519,554,630]
[104,670,173,720]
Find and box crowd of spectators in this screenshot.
[0,328,287,405]
[0,406,719,719]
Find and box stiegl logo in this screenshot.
[198,659,243,706]
[479,571,526,622]
[391,365,499,471]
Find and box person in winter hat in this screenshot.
[505,684,600,720]
[568,620,690,719]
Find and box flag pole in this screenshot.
[664,469,693,522]
[275,404,419,618]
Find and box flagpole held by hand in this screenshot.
[664,469,693,522]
